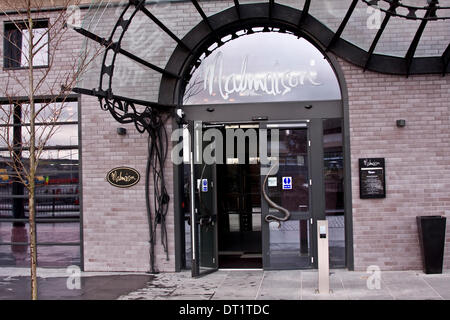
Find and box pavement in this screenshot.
[1,268,450,300]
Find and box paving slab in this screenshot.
[420,276,450,299]
[338,274,393,300]
[256,270,301,300]
[3,268,450,300]
[0,274,153,300]
[379,271,443,300]
[211,271,263,300]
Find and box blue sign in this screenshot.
[282,177,292,190]
[202,179,208,192]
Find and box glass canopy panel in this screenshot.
[183,32,341,105]
[111,53,163,103]
[78,2,124,90]
[309,0,355,32]
[341,0,388,51]
[276,0,306,10]
[415,18,450,57]
[82,1,121,39]
[143,1,203,39]
[238,0,268,4]
[118,10,178,70]
[374,16,422,57]
[197,0,236,17]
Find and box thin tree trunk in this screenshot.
[27,0,38,300]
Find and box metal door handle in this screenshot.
[262,164,291,228]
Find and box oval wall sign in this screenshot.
[106,167,140,188]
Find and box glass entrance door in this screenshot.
[190,121,218,277]
[260,122,313,269]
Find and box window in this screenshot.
[0,98,81,267]
[3,20,49,69]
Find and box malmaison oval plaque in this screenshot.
[106,167,140,188]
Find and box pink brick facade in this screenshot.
[339,59,450,271]
[1,1,448,273]
[80,95,175,272]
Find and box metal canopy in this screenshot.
[74,0,449,114]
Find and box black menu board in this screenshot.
[359,158,386,199]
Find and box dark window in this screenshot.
[3,20,49,69]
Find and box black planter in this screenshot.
[416,216,447,274]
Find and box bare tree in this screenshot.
[0,0,103,300]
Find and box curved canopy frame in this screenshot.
[74,0,450,115]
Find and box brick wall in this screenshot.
[80,95,175,272]
[339,58,450,271]
[0,11,83,97]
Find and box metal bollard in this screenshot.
[317,220,330,294]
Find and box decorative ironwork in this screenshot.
[100,97,163,134]
[362,0,450,20]
[363,0,401,71]
[326,0,359,51]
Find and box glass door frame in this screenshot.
[188,118,331,273]
[259,120,316,270]
[189,121,219,277]
[176,100,352,274]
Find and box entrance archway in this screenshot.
[164,16,354,274]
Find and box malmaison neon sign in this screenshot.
[203,51,321,101]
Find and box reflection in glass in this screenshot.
[0,99,80,268]
[341,0,385,51]
[375,17,421,57]
[269,220,310,269]
[265,127,310,269]
[22,101,78,124]
[323,118,345,267]
[0,244,30,267]
[37,245,80,267]
[21,124,78,148]
[266,129,309,212]
[184,32,341,104]
[36,222,80,244]
[0,127,13,148]
[277,0,306,10]
[21,28,49,67]
[309,0,355,32]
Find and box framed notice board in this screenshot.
[359,158,386,199]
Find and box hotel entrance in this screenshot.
[187,121,313,276]
[174,31,350,277]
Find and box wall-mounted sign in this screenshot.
[359,158,386,199]
[106,167,140,188]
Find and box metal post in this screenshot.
[317,220,330,294]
